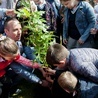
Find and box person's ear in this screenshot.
[59,60,65,64]
[4,29,8,34]
[63,89,71,93]
[59,58,66,64]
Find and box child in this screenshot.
[44,67,73,97]
[45,43,98,83]
[0,34,41,78]
[0,34,49,97]
[33,0,56,32]
[58,71,98,98]
[0,35,34,96]
[61,0,95,49]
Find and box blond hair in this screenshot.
[0,35,19,56]
[58,71,78,92]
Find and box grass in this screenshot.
[10,70,52,98]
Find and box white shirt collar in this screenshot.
[71,4,79,14]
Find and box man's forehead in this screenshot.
[8,20,21,27]
[8,20,20,24]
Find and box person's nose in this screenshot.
[18,29,22,35]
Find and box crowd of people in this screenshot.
[0,0,98,98]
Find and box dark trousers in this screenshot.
[0,69,22,98]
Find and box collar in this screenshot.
[71,4,79,14]
[71,1,80,14]
[14,54,20,60]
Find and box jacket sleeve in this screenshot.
[70,62,98,83]
[79,2,96,42]
[0,8,7,17]
[9,62,41,84]
[0,60,12,70]
[14,55,40,68]
[70,48,98,83]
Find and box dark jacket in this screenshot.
[69,48,98,83]
[77,76,98,98]
[52,70,74,98]
[10,62,41,84]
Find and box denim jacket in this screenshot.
[63,1,96,42]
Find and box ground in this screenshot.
[10,70,52,98]
[10,79,52,98]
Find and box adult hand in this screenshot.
[63,39,67,45]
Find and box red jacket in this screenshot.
[0,60,12,77]
[0,55,40,78]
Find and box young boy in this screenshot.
[61,0,95,49]
[45,43,98,83]
[33,0,56,32]
[58,71,98,98]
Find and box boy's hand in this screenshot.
[90,28,97,34]
[45,75,54,83]
[78,39,84,44]
[44,67,56,75]
[41,80,52,88]
[41,69,48,78]
[63,39,67,45]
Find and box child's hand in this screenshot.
[90,28,97,34]
[45,75,54,83]
[78,39,84,44]
[41,80,52,88]
[61,16,64,23]
[44,67,56,75]
[33,62,41,68]
[41,69,48,78]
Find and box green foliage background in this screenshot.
[16,0,54,66]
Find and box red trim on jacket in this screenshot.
[0,60,12,77]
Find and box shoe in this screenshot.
[12,89,22,96]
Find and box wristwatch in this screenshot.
[39,80,42,85]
